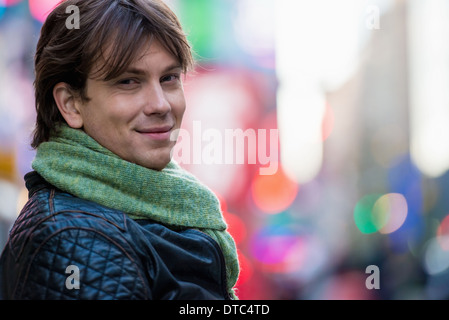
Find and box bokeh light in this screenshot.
[424,236,449,276]
[437,214,449,250]
[374,193,408,234]
[251,166,298,214]
[250,225,306,274]
[409,0,449,178]
[28,0,61,23]
[354,193,408,235]
[354,193,383,234]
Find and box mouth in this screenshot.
[136,125,175,141]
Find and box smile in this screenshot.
[136,125,174,141]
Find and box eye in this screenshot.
[114,78,141,90]
[118,79,138,85]
[161,74,181,83]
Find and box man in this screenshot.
[0,0,239,299]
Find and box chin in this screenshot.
[142,155,172,171]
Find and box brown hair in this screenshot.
[32,0,194,148]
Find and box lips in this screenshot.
[137,125,173,134]
[136,125,175,141]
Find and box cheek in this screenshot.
[102,95,141,123]
[82,99,135,139]
[170,91,186,120]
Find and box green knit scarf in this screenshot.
[32,125,239,299]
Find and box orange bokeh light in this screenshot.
[251,165,299,214]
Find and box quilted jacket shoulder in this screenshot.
[0,172,230,300]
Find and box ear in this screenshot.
[53,82,84,129]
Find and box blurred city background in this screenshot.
[1,0,449,300]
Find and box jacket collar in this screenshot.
[24,171,54,198]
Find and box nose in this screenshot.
[143,81,171,116]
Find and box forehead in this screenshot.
[130,39,179,68]
[90,36,180,80]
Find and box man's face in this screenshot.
[75,39,186,171]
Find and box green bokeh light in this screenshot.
[177,0,219,60]
[354,193,383,234]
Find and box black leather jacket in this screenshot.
[0,171,231,300]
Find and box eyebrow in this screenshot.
[123,63,183,76]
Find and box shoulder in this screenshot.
[4,185,150,299]
[8,183,129,252]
